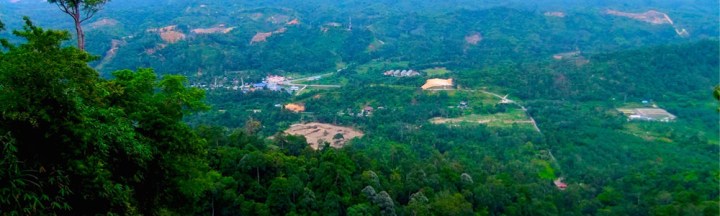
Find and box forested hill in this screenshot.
[457,40,719,101]
[2,0,718,77]
[1,1,719,215]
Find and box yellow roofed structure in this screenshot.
[421,78,453,90]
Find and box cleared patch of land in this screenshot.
[422,78,453,90]
[284,123,364,149]
[430,109,534,129]
[96,39,126,70]
[617,107,676,122]
[621,123,673,143]
[605,9,673,25]
[147,25,186,43]
[422,67,451,76]
[89,18,119,29]
[356,60,409,74]
[192,25,235,34]
[465,32,482,45]
[251,32,273,43]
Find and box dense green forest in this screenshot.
[1,0,719,215]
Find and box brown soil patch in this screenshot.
[284,103,306,113]
[465,33,482,45]
[284,122,364,149]
[89,18,119,29]
[96,39,126,69]
[145,43,168,55]
[148,25,186,43]
[192,25,235,34]
[287,19,300,25]
[422,78,453,90]
[605,9,673,25]
[251,32,273,44]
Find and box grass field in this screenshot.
[430,109,534,129]
[423,67,451,76]
[622,123,673,143]
[356,60,410,74]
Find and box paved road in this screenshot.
[282,72,335,84]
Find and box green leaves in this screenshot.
[714,85,720,112]
[0,19,214,215]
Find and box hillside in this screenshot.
[1,1,718,215]
[2,1,717,79]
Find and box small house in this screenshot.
[554,178,567,190]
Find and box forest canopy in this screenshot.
[0,0,718,215]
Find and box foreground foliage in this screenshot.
[0,18,215,215]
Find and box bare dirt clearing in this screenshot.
[147,25,186,43]
[605,9,673,25]
[96,39,126,69]
[251,32,273,43]
[284,123,364,150]
[89,18,119,29]
[465,33,483,45]
[192,25,235,34]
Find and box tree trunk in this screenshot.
[72,7,85,50]
[74,18,85,50]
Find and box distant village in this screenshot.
[191,74,300,94]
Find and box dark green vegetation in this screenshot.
[1,0,719,215]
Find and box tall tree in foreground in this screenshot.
[47,0,109,50]
[0,18,215,214]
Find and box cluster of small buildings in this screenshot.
[338,106,384,117]
[192,75,299,93]
[383,69,421,77]
[618,108,677,122]
[447,101,469,109]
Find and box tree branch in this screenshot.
[55,1,72,16]
[80,9,97,23]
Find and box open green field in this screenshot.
[430,109,534,129]
[355,60,410,74]
[423,67,451,76]
[621,123,674,143]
